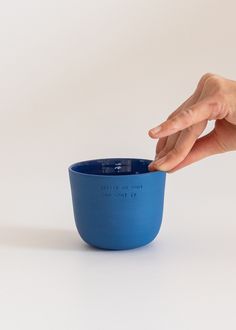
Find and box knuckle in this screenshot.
[167,113,174,120]
[179,108,194,125]
[196,73,214,91]
[200,72,214,83]
[187,126,201,139]
[208,99,226,119]
[213,90,226,106]
[205,75,224,92]
[185,125,193,133]
[184,108,194,117]
[167,111,178,120]
[169,117,180,129]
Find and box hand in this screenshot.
[148,73,236,173]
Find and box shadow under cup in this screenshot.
[69,158,166,250]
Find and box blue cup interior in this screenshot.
[70,158,152,176]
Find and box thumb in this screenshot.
[168,129,225,172]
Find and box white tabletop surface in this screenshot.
[1,0,236,329]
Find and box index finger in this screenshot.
[149,97,227,138]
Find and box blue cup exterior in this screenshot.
[69,158,166,250]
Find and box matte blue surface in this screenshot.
[69,158,166,250]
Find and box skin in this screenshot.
[148,73,236,173]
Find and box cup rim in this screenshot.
[68,157,166,177]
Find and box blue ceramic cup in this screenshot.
[69,158,166,250]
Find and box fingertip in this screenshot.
[149,164,167,172]
[148,125,162,138]
[148,129,157,138]
[148,160,166,172]
[148,163,155,171]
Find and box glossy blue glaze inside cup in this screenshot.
[69,158,166,250]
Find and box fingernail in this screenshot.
[149,125,162,135]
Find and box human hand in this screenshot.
[148,73,236,173]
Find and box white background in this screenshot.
[1,0,236,329]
